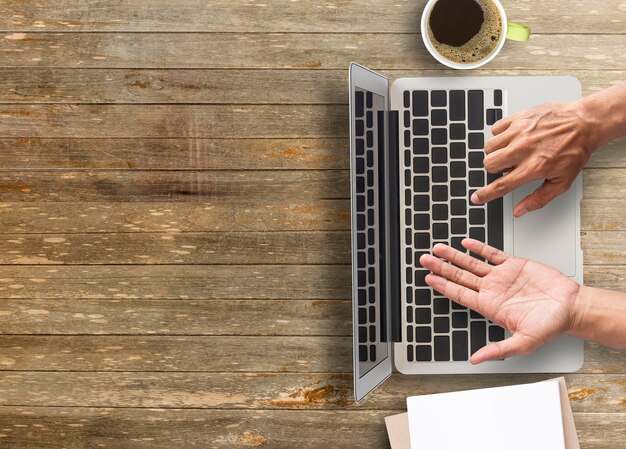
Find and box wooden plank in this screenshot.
[0,336,621,374]
[0,407,621,449]
[0,229,621,265]
[0,170,349,202]
[0,265,621,300]
[0,198,621,234]
[2,0,624,33]
[0,201,352,233]
[0,168,623,202]
[0,299,351,336]
[0,105,347,138]
[0,372,622,412]
[0,231,350,265]
[0,136,622,170]
[1,33,624,69]
[0,265,352,300]
[1,69,624,104]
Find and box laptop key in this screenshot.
[432,147,447,164]
[450,161,465,178]
[369,325,376,342]
[468,151,484,168]
[450,123,466,140]
[470,310,484,319]
[413,137,429,155]
[404,110,410,128]
[452,311,468,328]
[494,89,502,107]
[432,166,448,183]
[414,232,430,249]
[468,90,484,130]
[368,286,375,303]
[414,195,430,211]
[489,325,505,342]
[359,326,367,343]
[433,316,449,333]
[432,128,447,145]
[469,208,486,225]
[469,170,484,187]
[367,228,375,245]
[468,132,484,149]
[431,90,447,107]
[470,321,487,354]
[357,233,366,250]
[431,109,447,126]
[415,345,432,361]
[403,90,410,108]
[450,142,466,159]
[432,184,448,202]
[407,344,414,362]
[356,139,364,156]
[449,90,465,121]
[413,176,429,192]
[450,180,466,197]
[358,307,367,324]
[451,236,465,252]
[369,345,376,361]
[451,218,467,235]
[432,204,448,221]
[486,108,497,126]
[406,286,413,304]
[416,326,432,343]
[366,130,374,148]
[452,331,469,361]
[406,306,414,324]
[434,335,451,361]
[469,227,485,242]
[406,325,414,342]
[412,91,429,117]
[433,222,448,240]
[414,213,430,231]
[406,267,413,284]
[414,307,431,324]
[413,119,429,136]
[359,344,368,362]
[433,297,450,315]
[450,199,467,216]
[413,156,429,174]
[366,110,373,128]
[414,288,430,305]
[355,91,364,117]
[366,91,373,108]
[367,189,374,207]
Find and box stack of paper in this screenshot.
[385,377,579,449]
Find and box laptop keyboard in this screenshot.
[353,88,388,367]
[401,89,506,362]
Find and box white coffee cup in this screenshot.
[421,0,530,70]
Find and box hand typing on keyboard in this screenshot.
[471,81,626,217]
[419,239,626,363]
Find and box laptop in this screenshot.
[349,62,584,402]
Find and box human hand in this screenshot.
[471,101,599,217]
[418,239,580,364]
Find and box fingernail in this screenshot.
[517,208,528,217]
[470,193,479,204]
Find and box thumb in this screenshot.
[470,333,538,364]
[513,179,569,217]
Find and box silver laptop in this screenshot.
[349,63,584,402]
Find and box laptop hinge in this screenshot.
[386,109,402,343]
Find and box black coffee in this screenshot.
[428,0,502,64]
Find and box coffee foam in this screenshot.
[428,0,502,65]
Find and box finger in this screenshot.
[461,238,510,265]
[419,254,482,291]
[430,243,491,277]
[482,147,523,173]
[490,116,513,135]
[513,179,570,217]
[424,274,480,311]
[484,128,515,154]
[470,166,536,205]
[470,333,537,364]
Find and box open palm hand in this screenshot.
[419,239,580,363]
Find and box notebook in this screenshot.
[384,377,580,449]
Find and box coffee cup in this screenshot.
[421,0,530,70]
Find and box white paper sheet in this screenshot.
[406,379,565,449]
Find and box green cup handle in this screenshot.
[506,22,531,41]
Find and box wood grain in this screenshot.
[0,169,623,202]
[0,372,622,412]
[0,299,351,336]
[0,407,621,449]
[0,336,621,374]
[0,136,622,170]
[0,69,624,104]
[2,0,624,33]
[0,265,621,300]
[0,199,621,234]
[1,33,624,69]
[0,230,620,265]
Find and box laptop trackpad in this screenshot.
[512,180,576,277]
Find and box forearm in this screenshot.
[576,81,626,149]
[568,285,626,349]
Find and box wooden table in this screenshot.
[0,1,624,447]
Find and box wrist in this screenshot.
[576,89,626,150]
[567,284,591,339]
